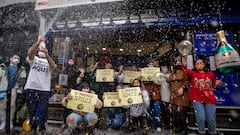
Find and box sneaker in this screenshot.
[156,127,161,132]
[107,127,112,131]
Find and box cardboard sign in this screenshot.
[140,67,160,81]
[123,70,141,83]
[103,92,121,107]
[118,87,143,106]
[96,69,114,82]
[67,89,98,113]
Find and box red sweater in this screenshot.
[183,66,216,104]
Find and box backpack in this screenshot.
[0,63,8,99]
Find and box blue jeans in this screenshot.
[105,108,125,128]
[192,101,216,134]
[147,100,161,129]
[67,112,98,128]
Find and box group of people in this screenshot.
[59,57,222,135]
[0,35,222,135]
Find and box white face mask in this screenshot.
[82,88,89,92]
[79,69,85,74]
[12,58,20,65]
[38,51,46,58]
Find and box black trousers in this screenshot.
[26,89,50,132]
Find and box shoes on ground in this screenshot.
[156,127,161,132]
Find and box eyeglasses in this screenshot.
[196,62,204,65]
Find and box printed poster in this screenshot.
[140,67,160,81]
[67,89,98,113]
[103,92,121,107]
[96,69,114,82]
[118,87,143,106]
[123,70,140,83]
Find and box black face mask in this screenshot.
[175,65,182,70]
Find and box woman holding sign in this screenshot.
[143,59,162,132]
[129,78,150,135]
[62,82,102,135]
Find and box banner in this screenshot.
[103,92,121,107]
[193,30,233,55]
[96,69,114,82]
[35,0,124,10]
[118,87,143,106]
[123,70,140,83]
[140,67,160,81]
[67,89,98,113]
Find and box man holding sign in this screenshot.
[62,82,102,134]
[143,59,162,132]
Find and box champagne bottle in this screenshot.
[214,30,240,74]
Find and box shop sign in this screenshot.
[35,0,124,10]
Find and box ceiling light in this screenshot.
[81,18,101,27]
[55,21,66,28]
[102,47,107,51]
[140,14,159,23]
[129,15,140,23]
[67,20,77,28]
[119,48,123,51]
[113,16,127,25]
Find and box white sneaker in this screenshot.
[156,127,161,132]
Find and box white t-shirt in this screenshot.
[24,56,51,91]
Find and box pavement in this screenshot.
[2,125,200,135]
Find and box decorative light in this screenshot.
[119,48,123,51]
[102,47,107,51]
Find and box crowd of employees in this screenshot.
[0,35,224,135]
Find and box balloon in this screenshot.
[215,30,240,74]
[23,119,31,132]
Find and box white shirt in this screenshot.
[24,56,51,91]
